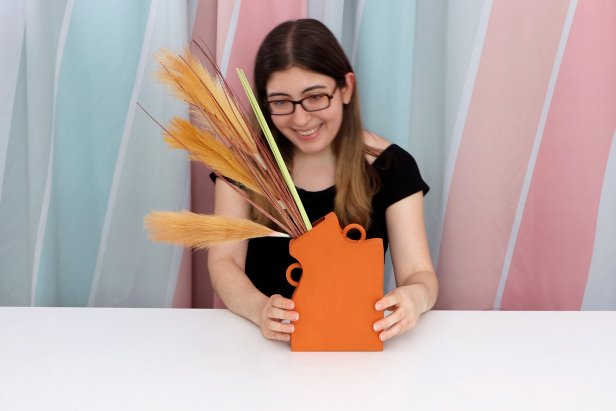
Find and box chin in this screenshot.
[294,142,331,156]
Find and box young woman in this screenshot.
[208,19,438,343]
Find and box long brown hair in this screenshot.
[253,19,379,228]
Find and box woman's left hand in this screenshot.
[372,283,429,341]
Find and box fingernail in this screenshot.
[373,323,381,331]
[293,313,299,321]
[375,304,382,311]
[289,324,295,333]
[379,333,386,341]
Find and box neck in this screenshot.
[291,147,336,191]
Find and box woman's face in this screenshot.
[265,67,354,156]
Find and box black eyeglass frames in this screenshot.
[267,85,339,115]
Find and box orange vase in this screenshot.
[285,212,384,351]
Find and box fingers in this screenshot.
[262,319,295,341]
[261,294,299,341]
[264,331,293,342]
[373,305,404,332]
[376,310,418,341]
[269,295,297,316]
[373,288,419,341]
[270,294,295,310]
[373,306,404,341]
[266,295,299,321]
[378,321,404,341]
[374,291,400,312]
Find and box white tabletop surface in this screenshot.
[0,307,615,411]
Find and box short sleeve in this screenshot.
[372,144,429,209]
[209,171,217,184]
[209,171,246,190]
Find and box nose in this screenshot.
[290,104,311,126]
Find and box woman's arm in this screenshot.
[372,191,439,341]
[207,179,299,341]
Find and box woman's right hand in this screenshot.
[259,294,299,341]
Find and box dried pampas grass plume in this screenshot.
[145,211,289,249]
[143,44,312,249]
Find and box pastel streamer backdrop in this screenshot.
[1,0,614,310]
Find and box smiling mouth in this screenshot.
[295,125,321,137]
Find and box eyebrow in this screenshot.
[267,84,329,98]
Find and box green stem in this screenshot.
[236,68,312,231]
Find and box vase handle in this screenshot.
[342,223,366,242]
[286,262,302,287]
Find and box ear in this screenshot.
[341,72,355,104]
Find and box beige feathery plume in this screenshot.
[156,49,257,154]
[145,211,289,249]
[163,117,262,194]
[144,46,310,246]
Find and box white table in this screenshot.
[1,308,614,410]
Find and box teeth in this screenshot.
[297,126,319,136]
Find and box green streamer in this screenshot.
[236,68,312,231]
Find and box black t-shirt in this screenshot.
[243,144,429,298]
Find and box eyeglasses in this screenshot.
[267,86,338,116]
